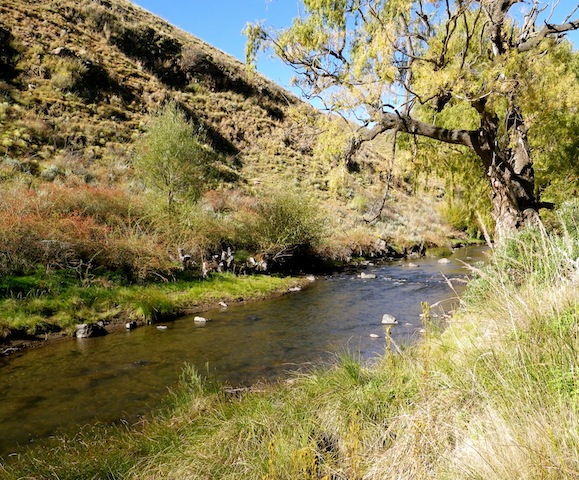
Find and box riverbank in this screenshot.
[0,272,311,357]
[3,225,578,478]
[0,242,466,357]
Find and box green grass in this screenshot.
[0,271,305,338]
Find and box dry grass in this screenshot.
[5,224,579,479]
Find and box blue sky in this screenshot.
[132,0,578,96]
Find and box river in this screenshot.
[0,246,487,457]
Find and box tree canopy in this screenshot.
[247,0,579,238]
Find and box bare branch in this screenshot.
[518,18,579,52]
[518,0,542,44]
[341,109,476,166]
[376,112,474,147]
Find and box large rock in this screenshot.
[381,314,398,325]
[76,323,108,338]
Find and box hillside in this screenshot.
[0,0,314,181]
[0,0,464,283]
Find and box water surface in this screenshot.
[0,246,487,456]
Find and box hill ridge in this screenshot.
[0,0,306,182]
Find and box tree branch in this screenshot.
[518,19,579,52]
[342,111,476,165]
[374,112,475,147]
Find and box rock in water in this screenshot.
[194,316,207,323]
[360,272,377,279]
[76,323,108,338]
[438,258,451,264]
[381,314,398,325]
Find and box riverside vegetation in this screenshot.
[2,0,579,476]
[0,0,463,346]
[3,202,579,478]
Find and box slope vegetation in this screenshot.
[0,0,461,340]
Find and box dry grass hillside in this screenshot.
[0,0,462,282]
[0,0,310,180]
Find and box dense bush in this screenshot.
[134,102,221,208]
[0,184,172,280]
[236,188,326,257]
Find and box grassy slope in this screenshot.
[0,0,463,341]
[0,0,347,191]
[0,0,458,235]
[3,221,579,478]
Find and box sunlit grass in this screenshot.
[0,272,305,337]
[6,216,579,479]
[5,213,579,480]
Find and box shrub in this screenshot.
[0,183,172,280]
[134,102,220,208]
[249,188,326,255]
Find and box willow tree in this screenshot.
[246,0,579,238]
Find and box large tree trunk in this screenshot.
[472,103,540,239]
[486,148,540,239]
[354,105,541,239]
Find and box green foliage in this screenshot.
[349,193,368,213]
[465,207,579,304]
[134,102,220,208]
[131,290,177,323]
[557,199,579,240]
[247,0,579,238]
[248,188,326,254]
[519,44,579,205]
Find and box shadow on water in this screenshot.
[0,246,488,457]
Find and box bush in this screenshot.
[0,184,173,280]
[249,188,326,255]
[49,57,88,91]
[134,101,221,208]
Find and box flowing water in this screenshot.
[0,246,487,457]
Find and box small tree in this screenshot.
[134,101,218,208]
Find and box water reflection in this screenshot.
[0,246,487,456]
